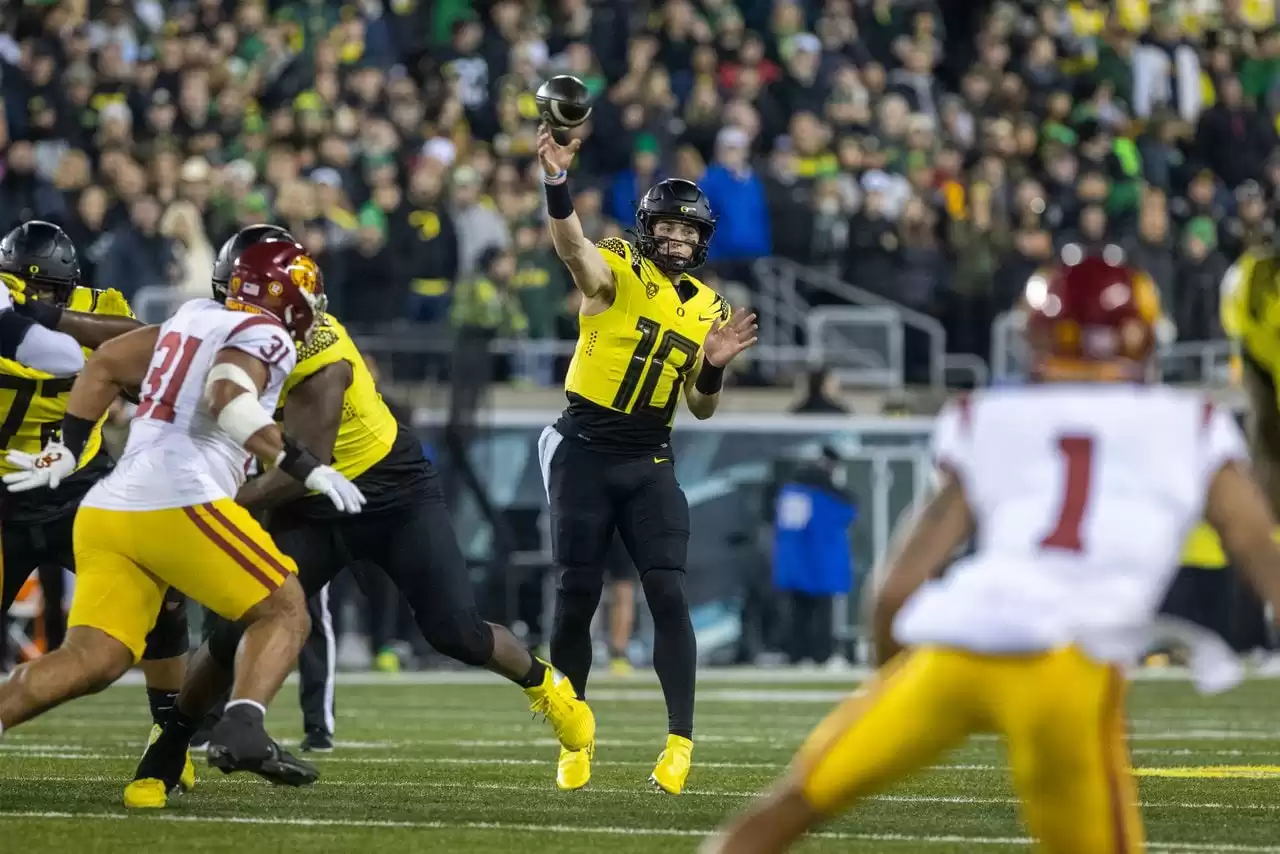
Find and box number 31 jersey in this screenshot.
[893,384,1247,664]
[558,238,729,454]
[84,299,297,512]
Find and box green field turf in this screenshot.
[2,670,1280,852]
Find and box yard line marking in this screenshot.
[0,811,1275,851]
[12,776,1280,813]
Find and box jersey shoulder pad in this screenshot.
[296,314,344,364]
[285,314,347,393]
[596,237,634,265]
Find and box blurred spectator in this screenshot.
[159,200,214,301]
[1124,190,1176,307]
[609,134,662,227]
[791,366,849,414]
[65,184,113,286]
[0,139,67,231]
[450,165,510,278]
[98,195,177,299]
[338,206,398,325]
[1196,75,1278,190]
[701,126,771,267]
[1173,217,1230,342]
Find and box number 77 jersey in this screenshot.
[559,238,729,452]
[893,384,1248,664]
[84,299,297,513]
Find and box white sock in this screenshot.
[224,699,267,716]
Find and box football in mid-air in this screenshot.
[536,75,592,129]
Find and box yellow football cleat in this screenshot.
[144,723,197,793]
[556,742,593,791]
[126,724,195,808]
[650,734,693,794]
[123,777,169,809]
[608,657,634,677]
[525,661,595,751]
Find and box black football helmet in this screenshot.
[0,221,80,306]
[212,224,297,303]
[635,179,717,273]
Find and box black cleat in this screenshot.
[300,730,334,753]
[206,713,320,787]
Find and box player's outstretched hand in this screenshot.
[4,441,77,492]
[304,464,367,514]
[536,122,581,178]
[703,310,759,369]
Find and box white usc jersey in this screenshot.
[894,384,1247,663]
[84,299,297,512]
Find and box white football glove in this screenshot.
[4,441,77,492]
[304,464,366,514]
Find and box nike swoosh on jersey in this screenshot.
[654,457,669,464]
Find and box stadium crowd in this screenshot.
[2,0,1278,381]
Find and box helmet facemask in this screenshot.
[636,213,713,274]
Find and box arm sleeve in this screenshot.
[222,319,298,393]
[0,312,86,377]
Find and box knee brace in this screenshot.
[420,609,494,667]
[141,590,190,661]
[207,615,247,671]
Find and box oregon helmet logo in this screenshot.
[680,206,695,214]
[28,265,39,275]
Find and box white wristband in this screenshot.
[543,170,568,185]
[215,392,275,447]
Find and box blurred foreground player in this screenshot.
[705,253,1280,854]
[1222,247,1280,518]
[128,224,595,805]
[0,242,365,800]
[536,124,758,792]
[0,222,197,791]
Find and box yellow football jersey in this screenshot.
[1221,249,1280,382]
[1180,522,1228,569]
[560,238,729,449]
[276,312,398,481]
[0,286,134,478]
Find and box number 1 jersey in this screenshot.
[894,384,1247,664]
[84,299,297,512]
[558,238,729,454]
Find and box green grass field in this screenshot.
[2,669,1280,852]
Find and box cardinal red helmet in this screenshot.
[1021,249,1165,382]
[225,241,327,344]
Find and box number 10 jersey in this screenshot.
[558,238,730,454]
[84,299,297,512]
[894,385,1247,665]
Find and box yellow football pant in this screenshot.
[794,645,1144,854]
[69,499,297,661]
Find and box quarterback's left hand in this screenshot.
[703,310,758,368]
[4,441,77,492]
